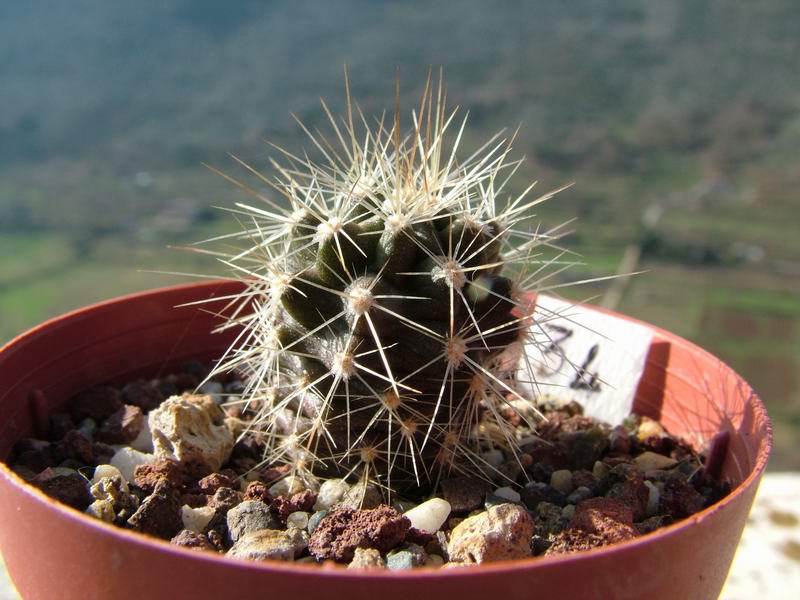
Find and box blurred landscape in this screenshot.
[1,0,798,468]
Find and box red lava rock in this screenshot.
[259,464,292,484]
[604,464,649,521]
[659,475,706,518]
[171,529,215,551]
[54,430,95,465]
[47,413,75,441]
[70,386,124,422]
[545,529,608,555]
[121,380,165,412]
[12,439,56,472]
[127,480,183,539]
[405,527,434,546]
[273,489,317,522]
[207,486,244,516]
[243,481,272,504]
[134,458,185,494]
[32,469,92,510]
[308,505,411,563]
[196,471,239,495]
[570,497,637,544]
[95,405,144,445]
[571,469,598,492]
[572,497,633,528]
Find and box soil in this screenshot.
[5,361,730,569]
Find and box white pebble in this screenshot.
[644,481,660,517]
[198,381,225,404]
[404,498,451,533]
[110,447,155,482]
[181,505,216,533]
[493,487,521,503]
[314,478,350,510]
[130,420,154,453]
[92,464,127,490]
[634,451,678,472]
[286,511,310,530]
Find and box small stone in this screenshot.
[348,547,386,570]
[609,425,632,454]
[287,511,310,530]
[447,503,534,564]
[634,451,678,472]
[86,475,139,524]
[273,490,317,522]
[426,554,444,567]
[559,428,609,471]
[95,405,144,445]
[133,457,184,494]
[534,501,566,537]
[208,486,244,516]
[171,529,214,551]
[440,477,491,513]
[76,418,97,440]
[592,460,609,480]
[127,480,183,539]
[561,504,575,520]
[226,500,280,543]
[122,379,165,412]
[550,469,574,494]
[570,497,637,544]
[492,487,521,503]
[111,447,156,483]
[130,420,154,453]
[386,543,427,570]
[307,510,327,534]
[243,480,272,503]
[637,418,666,443]
[308,505,411,562]
[54,430,95,465]
[32,468,91,510]
[227,528,308,562]
[545,529,608,555]
[70,386,124,422]
[339,482,382,509]
[196,472,239,495]
[520,481,566,510]
[659,475,705,518]
[269,475,310,498]
[571,470,598,492]
[404,498,451,533]
[481,449,505,470]
[567,486,593,505]
[604,464,649,521]
[92,464,126,488]
[198,381,224,403]
[181,504,216,533]
[644,481,660,517]
[149,394,234,473]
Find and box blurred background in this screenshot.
[1,0,798,469]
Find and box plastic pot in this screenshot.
[0,281,771,599]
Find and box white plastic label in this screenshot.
[519,294,653,426]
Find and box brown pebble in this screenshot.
[127,480,183,539]
[70,386,124,422]
[95,405,144,445]
[134,458,185,494]
[171,529,215,551]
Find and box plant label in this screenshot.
[520,294,653,426]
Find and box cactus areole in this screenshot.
[206,78,566,496]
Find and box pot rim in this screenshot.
[0,280,773,580]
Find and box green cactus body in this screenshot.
[206,78,565,497]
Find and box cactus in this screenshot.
[204,76,569,497]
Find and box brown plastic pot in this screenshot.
[0,281,771,600]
